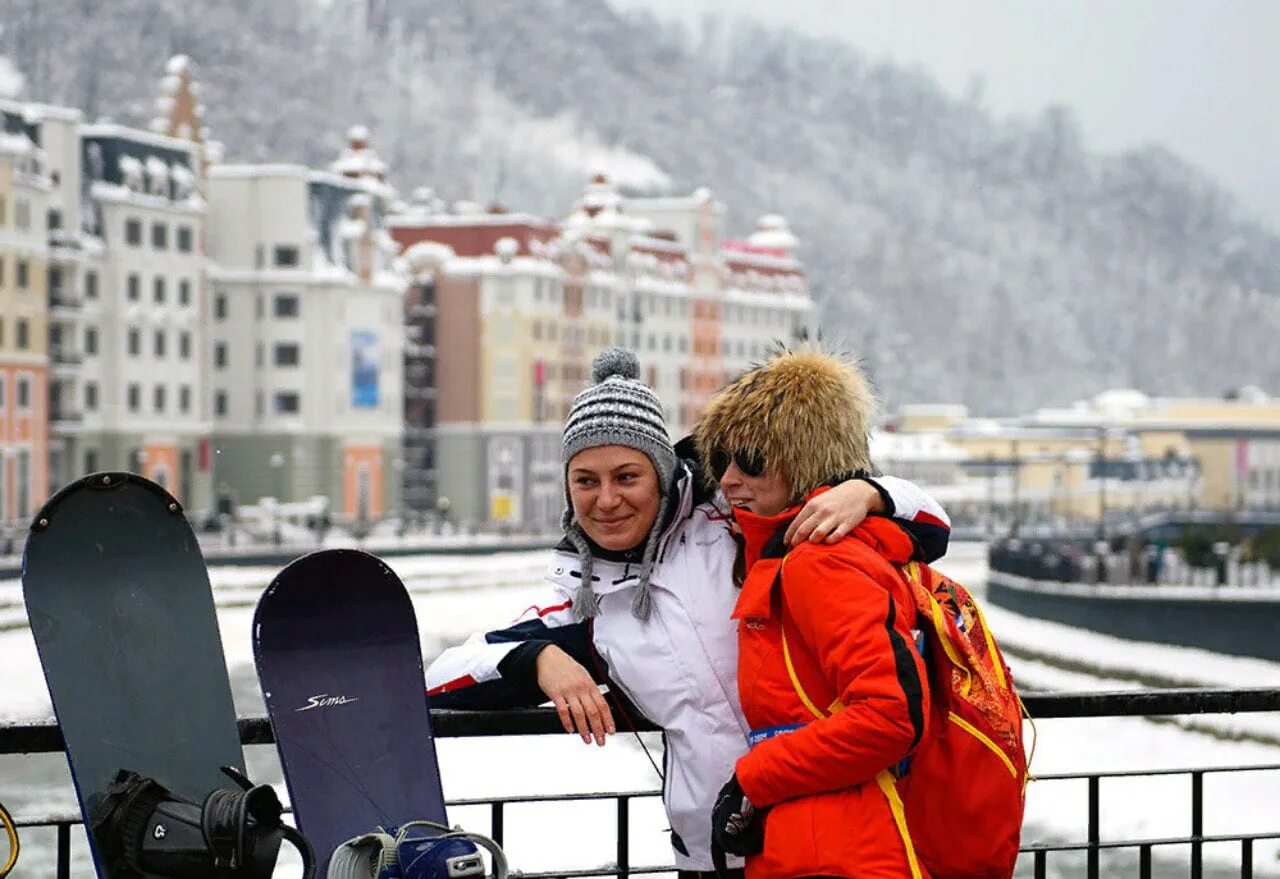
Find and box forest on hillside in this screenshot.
[3,0,1276,412]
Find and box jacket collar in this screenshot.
[730,487,916,620]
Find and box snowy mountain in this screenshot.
[4,0,1277,412]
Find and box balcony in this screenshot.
[405,385,437,402]
[50,408,83,424]
[49,292,84,313]
[49,347,83,367]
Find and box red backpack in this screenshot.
[897,560,1030,879]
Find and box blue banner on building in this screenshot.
[351,330,380,408]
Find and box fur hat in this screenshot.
[694,344,877,501]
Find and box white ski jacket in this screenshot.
[425,466,949,872]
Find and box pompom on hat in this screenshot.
[561,348,679,620]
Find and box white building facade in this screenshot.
[206,163,404,520]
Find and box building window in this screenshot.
[85,382,98,410]
[16,320,28,350]
[15,200,30,230]
[274,246,300,267]
[85,327,98,355]
[178,279,191,306]
[255,391,263,417]
[214,294,227,319]
[274,294,299,318]
[128,328,140,355]
[179,331,191,360]
[16,261,27,291]
[179,385,191,413]
[274,343,300,367]
[86,271,98,299]
[17,376,30,408]
[214,342,226,368]
[154,330,166,357]
[255,343,263,367]
[176,226,193,253]
[153,276,166,304]
[214,391,227,416]
[151,222,168,249]
[125,218,142,246]
[153,385,166,413]
[84,449,98,473]
[255,295,264,319]
[274,392,300,414]
[48,209,63,231]
[128,274,140,301]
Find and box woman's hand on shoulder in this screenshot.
[785,479,884,546]
[536,645,616,746]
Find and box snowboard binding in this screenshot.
[89,765,315,878]
[327,820,508,879]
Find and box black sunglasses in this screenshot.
[710,447,767,480]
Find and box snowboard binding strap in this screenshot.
[328,820,508,879]
[89,766,315,879]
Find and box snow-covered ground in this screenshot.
[2,542,1279,877]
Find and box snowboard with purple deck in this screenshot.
[253,549,446,873]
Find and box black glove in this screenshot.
[710,774,764,857]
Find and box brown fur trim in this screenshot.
[694,344,877,499]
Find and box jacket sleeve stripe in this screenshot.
[885,598,926,751]
[516,599,573,620]
[427,674,478,697]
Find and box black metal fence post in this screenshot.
[617,795,630,879]
[1191,769,1203,879]
[56,822,70,879]
[1088,774,1100,879]
[491,801,504,849]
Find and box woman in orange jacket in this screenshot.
[696,346,932,879]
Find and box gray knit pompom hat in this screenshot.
[562,348,678,621]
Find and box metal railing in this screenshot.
[4,689,1280,879]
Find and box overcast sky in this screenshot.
[612,0,1279,229]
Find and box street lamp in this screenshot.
[392,458,406,537]
[436,495,451,535]
[269,452,285,545]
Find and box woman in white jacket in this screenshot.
[425,350,949,879]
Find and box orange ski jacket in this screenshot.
[731,496,932,879]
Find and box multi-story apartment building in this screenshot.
[0,112,52,522]
[720,217,811,371]
[206,131,404,521]
[622,187,726,428]
[389,177,816,531]
[63,123,213,507]
[391,207,573,529]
